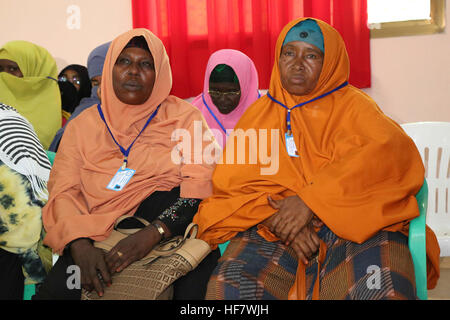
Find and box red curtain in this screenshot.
[132,0,370,98]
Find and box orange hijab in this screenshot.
[193,18,440,298]
[43,29,215,254]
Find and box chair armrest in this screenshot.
[408,179,428,300]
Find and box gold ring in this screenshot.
[117,251,123,257]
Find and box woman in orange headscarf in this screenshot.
[34,29,220,300]
[193,17,440,300]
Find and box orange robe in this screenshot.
[193,17,440,299]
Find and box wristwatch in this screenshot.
[152,222,166,240]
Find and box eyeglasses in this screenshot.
[58,75,81,86]
[208,89,241,98]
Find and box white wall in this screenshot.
[0,0,132,71]
[0,0,449,124]
[363,2,450,124]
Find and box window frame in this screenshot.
[369,0,446,38]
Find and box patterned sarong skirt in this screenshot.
[205,226,417,300]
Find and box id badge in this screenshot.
[285,133,299,157]
[106,168,136,191]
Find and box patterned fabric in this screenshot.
[0,160,51,284]
[157,197,201,236]
[206,226,417,300]
[132,186,202,238]
[123,195,201,238]
[0,103,52,284]
[0,103,51,200]
[81,253,191,300]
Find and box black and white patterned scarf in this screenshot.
[0,103,51,201]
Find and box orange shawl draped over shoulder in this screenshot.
[43,29,215,254]
[193,18,440,298]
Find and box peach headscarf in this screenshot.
[43,29,215,254]
[193,18,440,298]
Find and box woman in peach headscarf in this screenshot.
[34,29,220,300]
[193,17,440,300]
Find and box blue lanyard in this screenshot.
[97,103,161,169]
[267,81,348,134]
[202,93,228,135]
[202,90,262,136]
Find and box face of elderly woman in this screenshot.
[279,41,323,96]
[209,81,241,114]
[0,59,23,77]
[113,47,155,105]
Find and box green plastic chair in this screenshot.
[218,179,429,300]
[218,241,230,256]
[23,284,36,300]
[45,150,56,165]
[23,150,56,300]
[409,179,428,300]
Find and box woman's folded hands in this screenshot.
[265,195,323,265]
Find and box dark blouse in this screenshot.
[129,186,201,237]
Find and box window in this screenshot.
[368,0,445,38]
[187,0,207,36]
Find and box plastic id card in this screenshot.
[106,168,136,191]
[285,133,299,157]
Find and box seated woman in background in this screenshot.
[58,64,91,105]
[191,49,260,148]
[50,42,111,152]
[193,17,440,300]
[58,64,92,123]
[34,28,220,300]
[0,103,52,299]
[57,81,78,127]
[0,40,61,150]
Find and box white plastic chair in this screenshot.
[401,122,450,257]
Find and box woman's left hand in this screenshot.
[289,223,321,265]
[104,226,161,274]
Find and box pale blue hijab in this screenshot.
[283,19,324,52]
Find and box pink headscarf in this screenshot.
[191,49,260,148]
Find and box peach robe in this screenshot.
[43,29,216,254]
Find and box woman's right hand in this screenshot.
[289,223,321,265]
[70,238,111,297]
[104,225,162,275]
